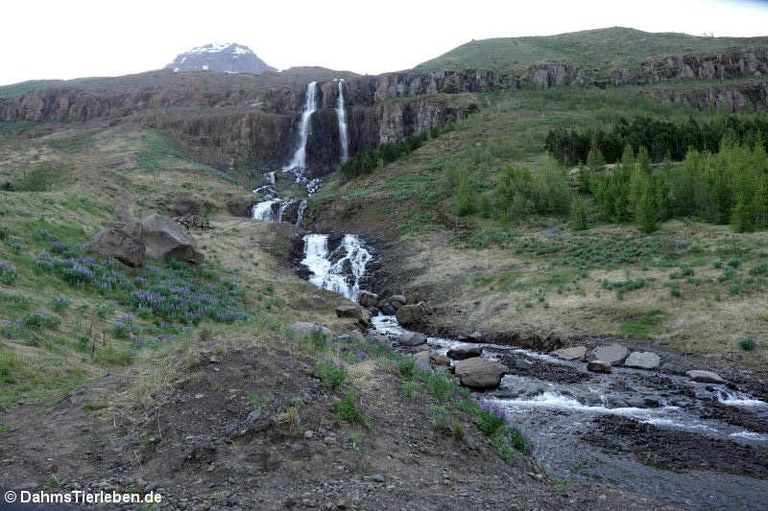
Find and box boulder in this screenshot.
[390,294,407,309]
[85,225,145,267]
[380,304,397,316]
[447,346,484,360]
[587,360,613,374]
[335,304,371,326]
[588,344,629,365]
[551,346,587,361]
[398,332,427,346]
[453,357,507,390]
[624,351,661,370]
[432,354,451,367]
[141,213,204,265]
[368,334,391,347]
[290,322,331,337]
[337,330,365,344]
[358,291,379,308]
[686,370,726,384]
[395,301,433,327]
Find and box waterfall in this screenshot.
[336,79,349,164]
[251,199,280,221]
[285,81,318,176]
[295,199,308,226]
[300,233,374,302]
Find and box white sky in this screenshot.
[1,0,767,86]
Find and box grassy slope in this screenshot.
[313,84,768,367]
[414,27,768,75]
[0,122,362,412]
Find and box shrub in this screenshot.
[316,359,347,389]
[428,404,450,432]
[425,372,454,401]
[22,311,60,330]
[333,390,371,426]
[248,391,275,412]
[112,314,135,339]
[395,356,416,377]
[401,381,419,399]
[739,338,757,351]
[52,295,71,312]
[0,261,17,285]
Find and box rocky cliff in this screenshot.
[166,43,277,75]
[1,45,767,177]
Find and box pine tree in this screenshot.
[634,172,658,233]
[571,198,589,231]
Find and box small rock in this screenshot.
[432,354,451,367]
[551,346,587,361]
[447,346,483,360]
[337,330,365,344]
[468,331,483,342]
[246,410,262,425]
[371,473,385,483]
[463,435,479,450]
[686,369,726,384]
[413,351,432,371]
[513,358,534,370]
[291,322,331,337]
[304,430,314,439]
[587,360,613,374]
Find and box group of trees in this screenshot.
[545,115,768,165]
[340,132,429,180]
[455,140,768,234]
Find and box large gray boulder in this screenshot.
[335,304,371,326]
[395,301,433,327]
[588,344,629,365]
[85,224,145,267]
[141,214,204,265]
[624,351,661,370]
[453,357,507,390]
[398,331,427,346]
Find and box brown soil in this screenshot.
[0,335,673,510]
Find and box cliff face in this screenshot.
[1,45,767,176]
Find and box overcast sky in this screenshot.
[1,0,767,86]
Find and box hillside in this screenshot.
[414,27,768,76]
[2,25,768,510]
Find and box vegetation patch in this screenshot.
[619,309,669,338]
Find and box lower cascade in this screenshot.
[297,233,768,510]
[300,233,373,302]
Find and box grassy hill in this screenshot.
[414,27,768,75]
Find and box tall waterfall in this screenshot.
[285,81,318,175]
[336,79,349,164]
[300,234,374,302]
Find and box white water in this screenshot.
[251,199,280,221]
[285,81,318,175]
[295,199,308,226]
[300,233,374,302]
[717,389,768,408]
[336,79,349,164]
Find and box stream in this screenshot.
[297,232,768,511]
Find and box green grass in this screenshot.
[316,359,347,390]
[619,309,669,338]
[414,27,768,77]
[333,389,371,427]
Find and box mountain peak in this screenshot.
[166,43,276,75]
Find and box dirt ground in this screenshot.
[0,332,675,510]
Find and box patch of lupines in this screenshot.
[112,314,135,339]
[478,399,508,435]
[316,359,347,389]
[0,261,17,285]
[37,242,250,327]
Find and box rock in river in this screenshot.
[686,369,726,384]
[551,346,587,361]
[453,357,507,390]
[587,360,613,374]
